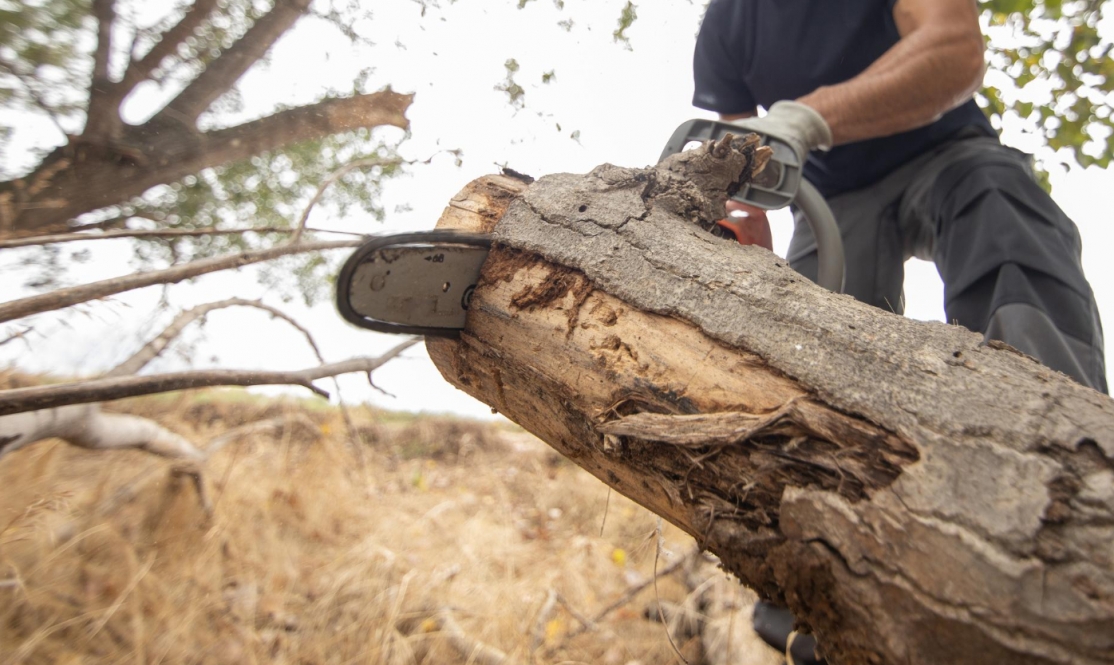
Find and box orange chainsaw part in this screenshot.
[715,217,773,251]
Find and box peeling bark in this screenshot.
[426,139,1114,664]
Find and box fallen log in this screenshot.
[425,137,1114,665]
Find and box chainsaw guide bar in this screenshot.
[335,231,492,337]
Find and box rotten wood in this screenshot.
[426,139,1114,664]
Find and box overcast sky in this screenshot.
[2,0,1112,419]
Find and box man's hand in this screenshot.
[718,201,773,251]
[723,100,833,165]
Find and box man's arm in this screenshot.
[798,0,985,146]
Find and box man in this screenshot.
[694,0,1107,395]
[691,1,1107,662]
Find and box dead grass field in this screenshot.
[0,384,778,665]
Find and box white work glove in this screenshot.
[725,100,833,164]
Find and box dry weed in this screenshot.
[0,389,738,664]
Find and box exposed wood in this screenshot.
[426,139,1114,664]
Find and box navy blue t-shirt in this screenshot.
[693,0,997,197]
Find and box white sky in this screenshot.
[2,0,1112,419]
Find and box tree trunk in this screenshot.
[425,139,1114,665]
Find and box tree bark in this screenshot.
[425,140,1114,664]
[0,90,411,235]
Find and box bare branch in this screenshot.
[107,297,328,377]
[0,339,419,416]
[0,327,32,349]
[0,404,205,462]
[4,90,412,234]
[85,0,121,140]
[291,157,401,243]
[155,0,314,127]
[67,213,144,233]
[118,0,219,97]
[0,238,361,324]
[0,225,299,249]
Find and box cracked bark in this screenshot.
[426,137,1114,665]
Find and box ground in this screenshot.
[0,380,780,664]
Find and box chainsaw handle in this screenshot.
[796,179,845,294]
[660,118,845,294]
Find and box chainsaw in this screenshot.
[335,120,846,337]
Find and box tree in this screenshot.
[0,0,421,482]
[424,137,1114,665]
[978,0,1114,171]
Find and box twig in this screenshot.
[434,609,517,665]
[68,211,165,232]
[87,554,155,639]
[0,61,70,137]
[291,157,402,243]
[0,327,32,348]
[0,238,362,324]
[205,415,305,457]
[600,486,612,537]
[555,593,597,632]
[116,0,219,96]
[529,589,559,654]
[557,547,695,645]
[107,297,330,377]
[654,518,691,665]
[0,339,418,416]
[0,226,301,249]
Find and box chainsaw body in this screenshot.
[336,122,846,336]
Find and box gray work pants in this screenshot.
[788,132,1108,393]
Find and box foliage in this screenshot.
[612,1,638,50]
[494,57,526,109]
[0,0,88,133]
[979,0,1113,169]
[0,0,400,302]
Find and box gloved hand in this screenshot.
[725,100,833,164]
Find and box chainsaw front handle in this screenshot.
[660,118,846,294]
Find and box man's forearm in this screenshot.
[799,6,985,146]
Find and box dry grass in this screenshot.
[0,388,727,664]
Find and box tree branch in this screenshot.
[0,339,418,416]
[0,225,299,249]
[201,90,412,162]
[85,0,121,140]
[3,90,412,234]
[118,0,219,98]
[106,297,329,377]
[0,238,361,324]
[155,0,313,128]
[291,157,401,243]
